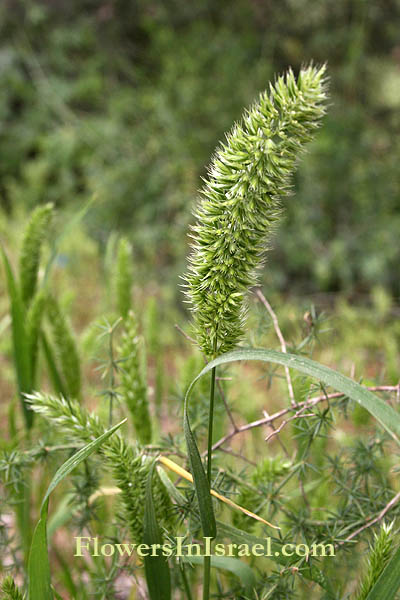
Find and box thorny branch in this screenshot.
[211,385,400,452]
[340,490,400,545]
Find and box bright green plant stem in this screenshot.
[180,562,194,600]
[206,366,216,484]
[203,555,211,600]
[204,344,217,600]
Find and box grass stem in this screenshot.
[180,561,194,600]
[203,364,216,600]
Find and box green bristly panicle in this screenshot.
[19,202,54,307]
[119,310,152,445]
[46,295,81,400]
[184,64,328,356]
[0,576,25,600]
[26,392,171,544]
[115,237,133,320]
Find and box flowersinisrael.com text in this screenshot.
[74,536,335,559]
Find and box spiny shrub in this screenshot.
[184,65,327,356]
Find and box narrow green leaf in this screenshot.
[187,348,400,446]
[184,395,216,538]
[181,555,256,594]
[1,246,32,428]
[143,462,171,600]
[28,419,126,600]
[366,546,400,600]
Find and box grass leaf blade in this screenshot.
[183,395,216,539]
[187,348,400,446]
[143,462,171,600]
[1,245,32,427]
[366,546,400,600]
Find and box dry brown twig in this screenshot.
[338,490,400,546]
[255,288,296,407]
[211,385,400,452]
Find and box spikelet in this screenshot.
[119,310,152,444]
[184,65,328,356]
[27,392,171,543]
[355,522,394,600]
[103,437,171,543]
[46,295,81,400]
[19,203,53,306]
[26,290,46,386]
[0,576,25,600]
[115,237,133,320]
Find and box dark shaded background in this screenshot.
[1,0,399,296]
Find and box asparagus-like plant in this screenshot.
[183,64,328,599]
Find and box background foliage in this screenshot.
[1,0,400,295]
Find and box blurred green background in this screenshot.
[1,0,399,297]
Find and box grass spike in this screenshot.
[19,203,54,307]
[354,522,395,600]
[46,295,81,400]
[119,310,152,444]
[0,576,25,600]
[115,237,133,320]
[183,64,328,356]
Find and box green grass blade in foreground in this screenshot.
[186,348,400,446]
[181,555,256,595]
[366,546,400,600]
[143,462,171,600]
[28,418,126,600]
[184,393,217,538]
[1,246,32,428]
